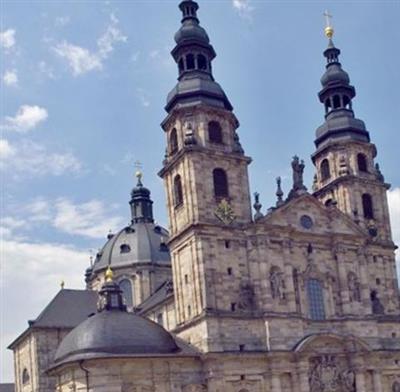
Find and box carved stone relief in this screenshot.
[309,355,355,392]
[182,384,207,392]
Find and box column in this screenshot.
[372,371,383,392]
[271,373,281,392]
[355,369,366,392]
[297,362,310,392]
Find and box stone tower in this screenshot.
[311,29,393,242]
[159,0,253,348]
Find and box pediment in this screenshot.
[257,193,367,238]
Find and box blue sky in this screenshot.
[1,0,399,383]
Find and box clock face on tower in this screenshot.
[215,199,236,225]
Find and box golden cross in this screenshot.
[324,10,333,28]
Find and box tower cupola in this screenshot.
[166,0,232,112]
[129,171,154,224]
[314,28,370,151]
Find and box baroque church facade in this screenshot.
[8,1,400,391]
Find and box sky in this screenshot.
[1,0,399,383]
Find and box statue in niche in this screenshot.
[237,282,255,310]
[393,381,400,392]
[341,369,356,392]
[347,272,361,302]
[270,267,285,300]
[371,290,385,315]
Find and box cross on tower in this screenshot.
[324,10,333,28]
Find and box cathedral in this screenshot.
[7,1,400,391]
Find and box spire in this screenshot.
[166,0,233,112]
[275,177,284,207]
[314,15,369,151]
[129,171,154,224]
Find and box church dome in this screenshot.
[91,223,170,274]
[54,280,179,365]
[321,63,350,86]
[174,21,209,45]
[87,173,170,280]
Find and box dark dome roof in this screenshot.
[92,222,170,273]
[54,310,179,364]
[321,64,350,86]
[174,21,209,44]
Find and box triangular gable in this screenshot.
[258,193,368,238]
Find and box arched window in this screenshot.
[120,244,131,254]
[170,128,178,155]
[357,153,368,172]
[333,94,341,109]
[174,175,183,207]
[320,159,331,181]
[22,368,30,384]
[324,198,333,207]
[362,193,374,219]
[343,95,350,109]
[186,54,195,70]
[119,279,133,307]
[393,381,400,392]
[213,168,229,198]
[307,279,326,320]
[178,58,184,73]
[208,121,223,144]
[197,54,207,70]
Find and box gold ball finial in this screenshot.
[105,266,114,282]
[135,170,142,180]
[60,280,65,289]
[325,26,334,39]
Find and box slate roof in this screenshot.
[8,289,97,349]
[0,384,14,392]
[136,280,174,314]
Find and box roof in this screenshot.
[8,289,97,349]
[0,384,14,392]
[53,311,180,366]
[137,280,174,314]
[90,222,170,275]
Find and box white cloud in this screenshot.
[53,14,126,76]
[55,16,70,27]
[53,198,124,238]
[0,139,82,177]
[53,42,103,76]
[3,70,18,86]
[0,139,15,159]
[1,105,48,132]
[38,61,56,79]
[0,29,16,49]
[136,87,150,107]
[232,0,254,20]
[1,238,88,381]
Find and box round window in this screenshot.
[300,215,313,229]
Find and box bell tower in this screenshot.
[159,0,253,349]
[312,22,393,242]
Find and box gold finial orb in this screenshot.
[325,25,334,39]
[135,170,142,180]
[105,266,114,282]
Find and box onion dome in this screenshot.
[174,1,210,44]
[313,26,370,152]
[53,274,179,365]
[86,174,170,280]
[166,0,233,112]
